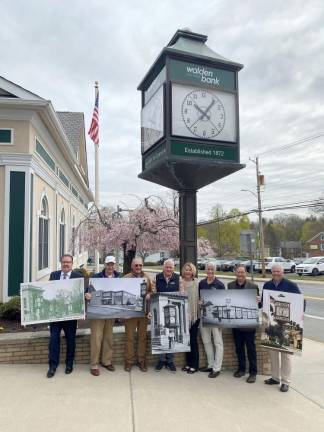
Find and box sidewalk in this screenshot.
[0,339,323,432]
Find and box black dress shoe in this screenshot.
[280,383,289,392]
[233,370,245,378]
[264,377,280,385]
[246,374,256,383]
[47,368,56,378]
[199,366,213,373]
[208,370,220,378]
[65,366,73,374]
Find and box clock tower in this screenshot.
[138,29,245,268]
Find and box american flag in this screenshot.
[88,90,99,145]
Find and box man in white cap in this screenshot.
[85,255,120,376]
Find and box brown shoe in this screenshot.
[102,364,115,372]
[137,361,147,372]
[90,368,100,376]
[124,362,132,372]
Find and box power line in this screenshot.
[257,132,324,157]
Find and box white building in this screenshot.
[0,76,93,301]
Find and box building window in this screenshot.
[0,128,13,144]
[72,214,76,256]
[59,208,65,259]
[320,234,324,241]
[320,244,324,251]
[38,197,49,270]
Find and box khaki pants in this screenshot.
[124,317,148,364]
[90,319,114,368]
[200,325,223,372]
[270,350,292,384]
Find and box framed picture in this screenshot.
[200,289,260,328]
[87,278,147,319]
[21,278,85,325]
[150,292,190,354]
[261,290,304,354]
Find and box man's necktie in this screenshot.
[63,273,68,279]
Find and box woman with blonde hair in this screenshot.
[181,262,200,374]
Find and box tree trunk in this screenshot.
[123,246,136,275]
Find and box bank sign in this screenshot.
[169,59,236,92]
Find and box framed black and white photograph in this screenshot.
[201,289,260,328]
[150,292,190,354]
[261,290,304,354]
[87,278,147,319]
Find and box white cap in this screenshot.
[105,255,116,264]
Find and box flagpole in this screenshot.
[94,81,100,273]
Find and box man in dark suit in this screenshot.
[47,254,82,378]
[228,265,260,384]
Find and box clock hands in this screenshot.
[193,103,210,120]
[199,99,215,120]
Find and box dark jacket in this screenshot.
[199,277,225,297]
[228,279,260,296]
[49,270,83,281]
[156,272,179,293]
[92,269,120,279]
[261,277,305,310]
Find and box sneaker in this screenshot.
[208,370,220,378]
[155,361,165,372]
[166,362,177,373]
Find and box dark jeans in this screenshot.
[158,353,174,364]
[232,328,257,375]
[48,320,77,369]
[186,319,200,370]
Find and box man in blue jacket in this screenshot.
[155,259,179,372]
[262,264,304,392]
[47,254,83,378]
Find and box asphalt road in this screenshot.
[219,276,324,344]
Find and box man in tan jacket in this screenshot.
[123,257,154,372]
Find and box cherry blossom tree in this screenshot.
[77,197,179,273]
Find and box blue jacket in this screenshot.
[199,277,225,297]
[92,269,120,278]
[261,278,305,310]
[156,272,179,292]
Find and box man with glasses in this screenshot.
[47,254,83,378]
[123,257,154,372]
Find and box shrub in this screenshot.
[0,296,21,320]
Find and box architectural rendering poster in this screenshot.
[261,290,304,354]
[21,278,85,325]
[150,292,190,354]
[87,278,146,319]
[200,289,260,328]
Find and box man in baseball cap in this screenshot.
[85,255,120,376]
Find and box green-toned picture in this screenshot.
[20,278,85,325]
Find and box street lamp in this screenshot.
[241,187,266,278]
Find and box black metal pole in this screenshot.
[179,190,197,272]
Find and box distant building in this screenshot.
[306,232,324,257]
[279,241,302,258]
[0,76,93,301]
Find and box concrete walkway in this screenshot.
[0,338,323,432]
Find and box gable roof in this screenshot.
[307,232,324,243]
[56,112,84,154]
[0,75,43,100]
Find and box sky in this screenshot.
[1,0,324,223]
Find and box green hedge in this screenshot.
[0,296,21,320]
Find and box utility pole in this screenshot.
[255,156,266,277]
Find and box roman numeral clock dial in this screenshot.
[181,90,225,139]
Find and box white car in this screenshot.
[254,257,296,273]
[296,256,324,276]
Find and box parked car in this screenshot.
[296,256,324,276]
[254,257,296,273]
[294,257,306,265]
[197,258,209,270]
[239,259,258,273]
[220,259,242,272]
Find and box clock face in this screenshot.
[181,89,225,139]
[141,85,164,153]
[172,83,237,142]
